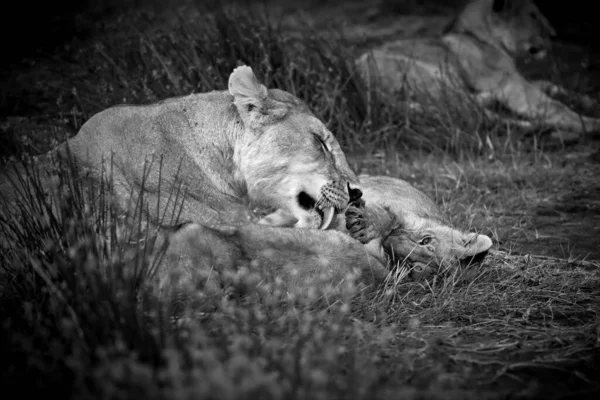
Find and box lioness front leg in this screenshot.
[532,80,598,110]
[258,208,323,229]
[475,92,534,128]
[345,200,381,244]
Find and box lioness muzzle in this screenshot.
[319,207,336,230]
[315,181,351,230]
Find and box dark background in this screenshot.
[1,0,598,70]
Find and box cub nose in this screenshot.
[348,184,363,203]
[460,250,490,268]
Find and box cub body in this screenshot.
[342,175,493,279]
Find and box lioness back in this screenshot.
[165,221,388,294]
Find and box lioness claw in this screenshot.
[319,206,336,230]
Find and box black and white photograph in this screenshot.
[1,0,599,398]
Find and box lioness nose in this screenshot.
[348,184,363,203]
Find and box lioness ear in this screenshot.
[229,65,268,112]
[228,65,288,128]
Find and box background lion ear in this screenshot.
[228,65,268,108]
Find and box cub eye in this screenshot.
[313,134,329,154]
[418,237,432,246]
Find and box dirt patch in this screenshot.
[501,159,600,261]
[515,187,600,261]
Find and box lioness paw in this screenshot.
[345,204,371,244]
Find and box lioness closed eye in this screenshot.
[2,65,360,231]
[356,0,600,140]
[342,175,493,280]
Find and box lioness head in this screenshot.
[447,0,556,59]
[229,66,360,229]
[355,176,493,279]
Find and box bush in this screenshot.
[0,154,390,399]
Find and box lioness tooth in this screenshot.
[319,206,335,230]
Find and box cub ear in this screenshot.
[228,65,288,128]
[381,205,407,236]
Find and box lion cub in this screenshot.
[341,175,493,279]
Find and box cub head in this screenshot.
[383,214,493,280]
[228,66,360,230]
[447,0,556,60]
[358,175,493,280]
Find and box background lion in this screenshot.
[356,0,600,140]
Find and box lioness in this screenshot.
[1,66,359,231]
[356,0,600,137]
[343,175,493,279]
[166,175,492,291]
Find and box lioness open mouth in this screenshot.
[297,191,336,230]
